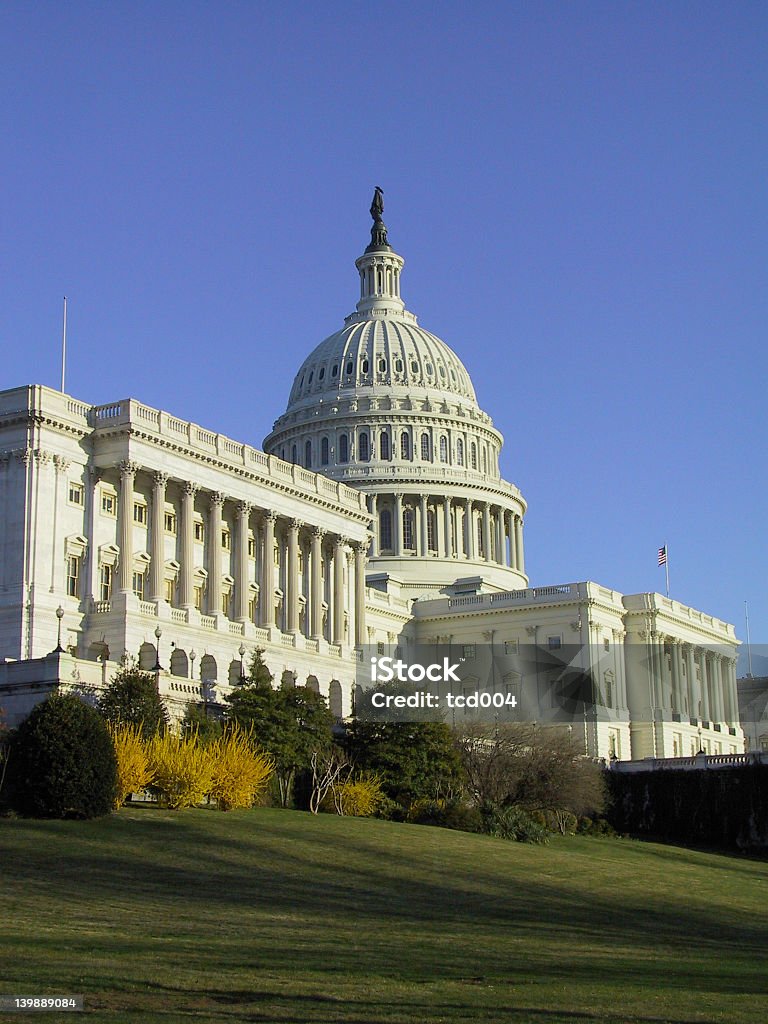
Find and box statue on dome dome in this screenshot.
[370,186,384,221]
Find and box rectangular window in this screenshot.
[164,578,176,604]
[604,638,610,651]
[132,571,145,600]
[298,551,304,573]
[133,501,147,526]
[194,520,205,543]
[248,595,257,621]
[101,491,116,517]
[99,564,113,602]
[164,511,177,534]
[273,543,280,566]
[221,528,231,550]
[377,642,385,655]
[248,534,255,557]
[194,585,203,611]
[504,639,519,655]
[462,644,476,660]
[547,636,562,650]
[222,591,230,616]
[68,482,84,506]
[66,555,80,598]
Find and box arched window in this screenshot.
[421,432,430,461]
[346,360,354,375]
[359,431,369,462]
[378,358,386,373]
[401,432,411,461]
[456,437,464,466]
[291,443,297,464]
[380,509,392,550]
[470,441,478,470]
[439,436,448,463]
[320,437,329,465]
[380,431,390,461]
[304,440,312,469]
[361,357,369,374]
[394,358,403,373]
[338,434,349,463]
[403,508,415,550]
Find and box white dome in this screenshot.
[285,317,478,413]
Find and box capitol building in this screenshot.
[0,193,744,761]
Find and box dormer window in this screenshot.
[319,367,325,380]
[378,358,386,373]
[361,358,369,374]
[308,371,314,385]
[410,360,418,373]
[346,360,354,375]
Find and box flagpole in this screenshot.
[60,296,67,393]
[665,545,670,598]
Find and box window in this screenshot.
[361,358,369,374]
[358,432,369,462]
[164,578,175,604]
[99,564,113,602]
[439,436,448,463]
[308,371,313,385]
[304,439,312,469]
[248,534,256,558]
[427,509,436,551]
[380,509,392,550]
[378,358,386,372]
[291,443,297,464]
[298,551,304,573]
[346,360,353,375]
[547,636,562,650]
[248,594,257,620]
[66,555,80,598]
[380,431,390,461]
[273,542,280,566]
[477,518,483,557]
[338,434,349,463]
[400,432,411,461]
[101,491,116,517]
[377,642,385,655]
[194,520,205,543]
[68,482,84,506]
[456,438,464,466]
[604,637,610,651]
[403,508,414,550]
[331,364,338,378]
[194,585,203,611]
[470,442,478,470]
[133,501,147,526]
[411,360,419,373]
[164,511,177,534]
[320,437,329,465]
[425,362,433,375]
[133,571,145,600]
[394,358,403,373]
[421,433,430,461]
[221,528,231,551]
[319,366,325,380]
[462,644,476,660]
[504,640,519,655]
[222,591,230,617]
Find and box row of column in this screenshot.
[368,492,524,572]
[649,634,739,727]
[115,461,367,646]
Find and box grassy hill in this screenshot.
[0,807,766,1023]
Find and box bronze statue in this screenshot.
[370,186,384,221]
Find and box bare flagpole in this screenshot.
[745,600,753,678]
[60,296,68,393]
[665,546,670,598]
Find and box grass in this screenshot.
[0,808,767,1023]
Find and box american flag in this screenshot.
[658,545,667,566]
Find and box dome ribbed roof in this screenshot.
[285,316,478,412]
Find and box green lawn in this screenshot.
[0,808,766,1023]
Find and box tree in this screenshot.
[98,664,170,739]
[226,652,335,807]
[344,720,465,810]
[455,723,605,832]
[145,731,214,809]
[207,724,274,810]
[181,703,223,745]
[9,694,117,819]
[107,722,153,808]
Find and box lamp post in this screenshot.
[153,625,163,671]
[239,643,246,683]
[53,605,65,654]
[189,648,196,680]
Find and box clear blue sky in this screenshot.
[1,2,765,657]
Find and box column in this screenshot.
[685,645,699,721]
[117,461,138,593]
[726,659,739,726]
[712,655,724,725]
[260,511,276,628]
[394,493,403,556]
[179,482,197,609]
[207,493,223,615]
[482,502,491,562]
[286,519,300,634]
[420,494,428,556]
[673,640,685,715]
[310,526,324,639]
[656,635,670,712]
[443,497,452,558]
[465,499,474,558]
[514,515,525,574]
[234,502,252,622]
[354,542,367,647]
[699,651,711,723]
[149,472,168,603]
[333,536,346,645]
[369,494,378,557]
[495,508,504,565]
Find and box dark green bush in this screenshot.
[9,694,117,819]
[576,815,618,837]
[409,799,483,833]
[481,803,550,844]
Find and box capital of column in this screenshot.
[183,481,200,498]
[262,510,278,525]
[235,500,253,519]
[53,453,71,472]
[209,490,224,508]
[118,460,140,479]
[288,518,303,533]
[152,470,170,487]
[311,525,325,541]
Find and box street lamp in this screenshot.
[52,605,65,654]
[153,625,163,671]
[239,643,246,682]
[189,648,196,680]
